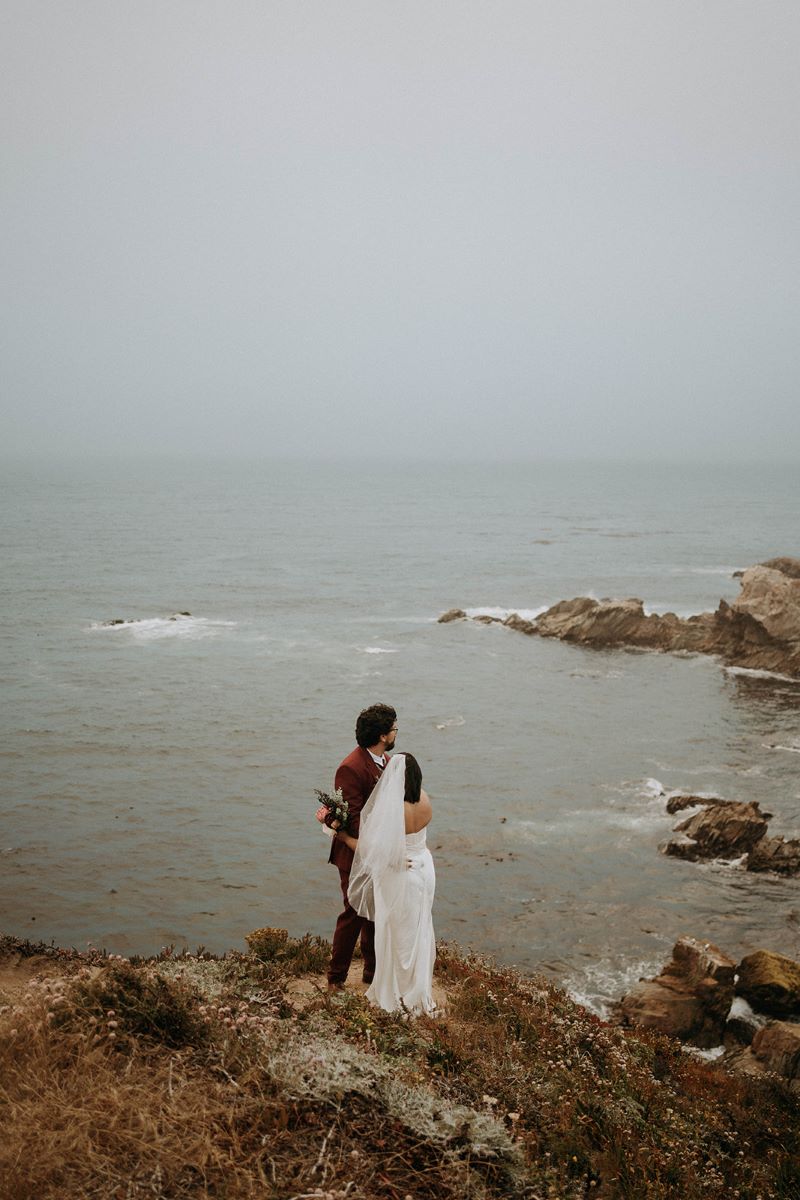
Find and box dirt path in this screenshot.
[285,971,450,1013]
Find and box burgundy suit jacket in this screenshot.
[328,746,385,873]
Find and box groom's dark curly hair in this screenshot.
[355,703,396,748]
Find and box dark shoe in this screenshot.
[327,981,345,992]
[362,971,374,985]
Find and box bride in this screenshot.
[334,753,436,1014]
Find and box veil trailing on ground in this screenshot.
[347,754,407,922]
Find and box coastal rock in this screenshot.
[534,597,715,653]
[712,565,800,674]
[442,557,800,677]
[618,936,735,1047]
[750,1022,800,1080]
[438,609,467,624]
[760,557,800,581]
[736,950,800,1018]
[662,801,770,863]
[746,835,800,876]
[502,612,538,635]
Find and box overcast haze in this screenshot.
[2,2,799,461]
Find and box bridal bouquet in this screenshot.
[314,787,350,837]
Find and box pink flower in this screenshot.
[315,806,328,824]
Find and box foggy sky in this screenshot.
[2,2,799,460]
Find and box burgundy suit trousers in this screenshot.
[328,866,375,985]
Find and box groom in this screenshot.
[326,703,398,990]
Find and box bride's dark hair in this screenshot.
[402,754,422,804]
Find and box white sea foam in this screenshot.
[89,615,237,641]
[361,646,398,655]
[764,740,800,754]
[569,668,624,679]
[683,1045,726,1061]
[641,778,665,798]
[565,956,667,1019]
[435,716,465,730]
[724,666,800,684]
[464,605,548,622]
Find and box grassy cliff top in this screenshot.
[1,930,798,1200]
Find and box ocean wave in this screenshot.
[89,614,237,641]
[435,716,465,730]
[764,740,800,754]
[564,955,667,1020]
[569,668,624,679]
[361,646,398,655]
[683,1044,726,1062]
[724,666,800,684]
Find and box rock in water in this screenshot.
[759,556,800,580]
[618,936,736,1047]
[736,950,800,1018]
[534,597,714,651]
[713,564,800,674]
[444,556,800,677]
[502,612,538,635]
[746,835,800,875]
[662,801,770,862]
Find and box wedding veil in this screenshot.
[347,753,407,921]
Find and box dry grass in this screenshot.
[0,934,798,1200]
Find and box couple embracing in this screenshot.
[320,703,436,1015]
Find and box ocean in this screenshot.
[2,456,799,1015]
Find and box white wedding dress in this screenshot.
[347,756,436,1015]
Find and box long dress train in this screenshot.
[368,828,436,1015]
[347,754,437,1016]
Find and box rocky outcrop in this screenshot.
[751,1022,800,1079]
[727,1021,800,1084]
[618,937,736,1048]
[658,792,799,876]
[438,608,467,624]
[534,597,716,652]
[439,557,800,677]
[746,836,800,875]
[619,941,800,1086]
[662,801,770,863]
[737,951,800,1018]
[760,557,800,580]
[502,612,538,635]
